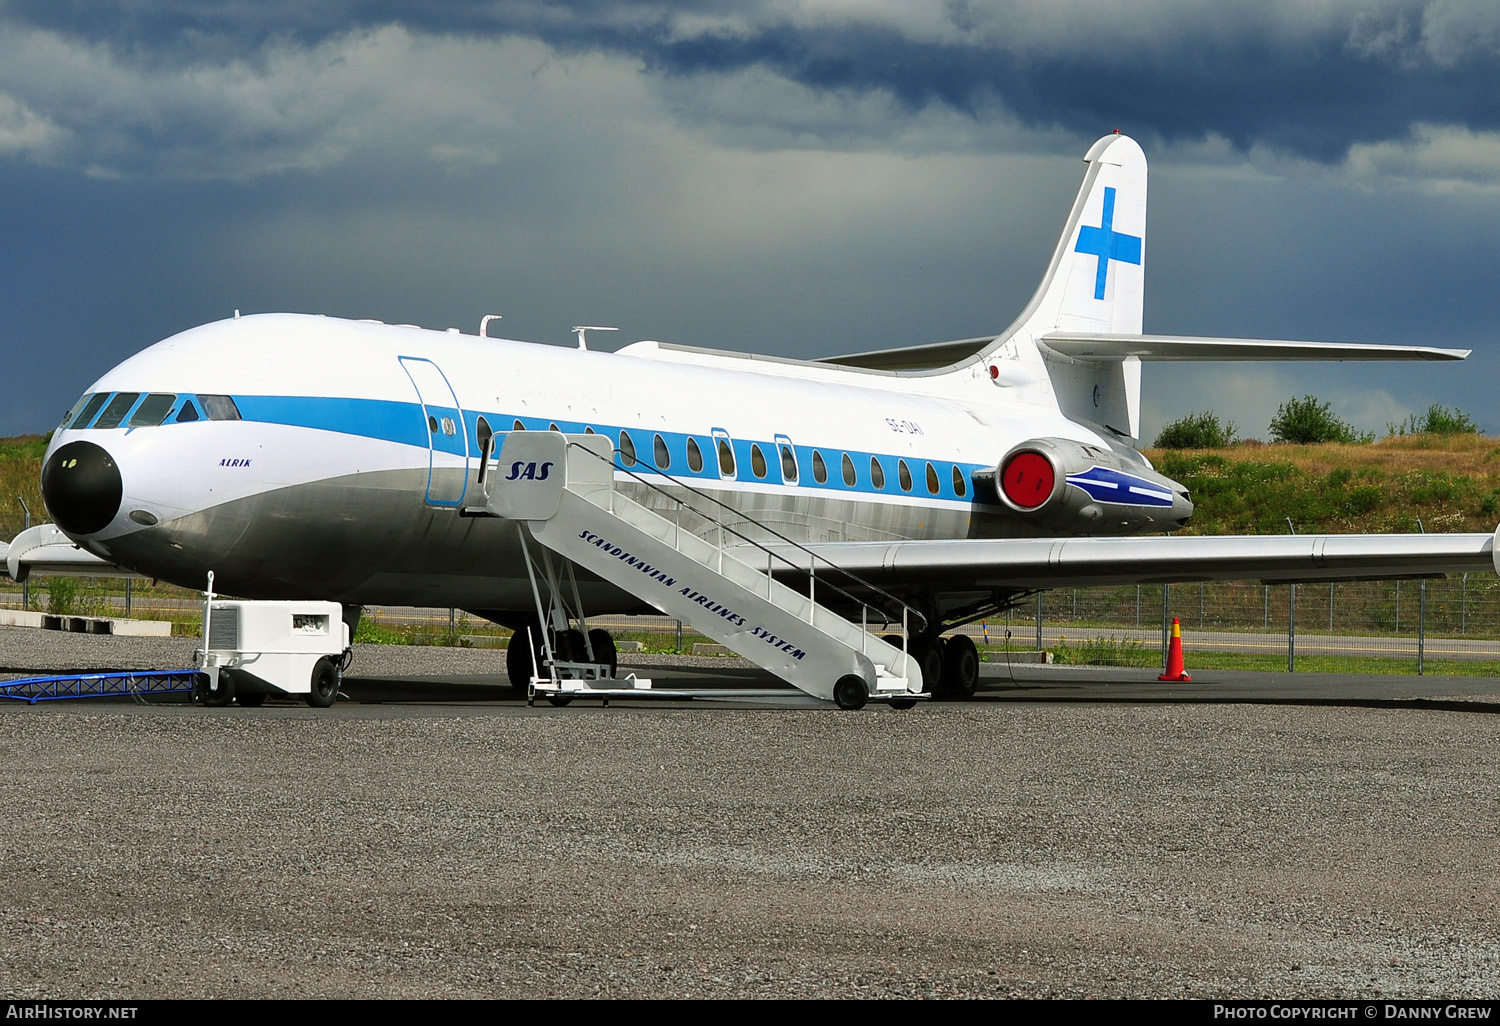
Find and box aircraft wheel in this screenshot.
[942,635,980,699]
[306,657,340,708]
[546,695,573,707]
[553,628,586,663]
[909,637,946,698]
[588,628,618,678]
[888,699,917,710]
[833,674,868,710]
[197,669,236,707]
[505,621,542,693]
[237,690,266,708]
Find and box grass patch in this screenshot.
[1149,433,1500,534]
[1049,637,1158,667]
[0,433,47,539]
[1168,651,1500,677]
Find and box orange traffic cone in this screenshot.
[1158,617,1191,681]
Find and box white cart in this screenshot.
[195,572,351,708]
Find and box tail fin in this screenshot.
[984,132,1149,439]
[1007,132,1147,339]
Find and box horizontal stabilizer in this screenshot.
[1040,333,1470,362]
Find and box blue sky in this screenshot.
[3,1,1499,441]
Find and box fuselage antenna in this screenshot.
[480,314,503,338]
[572,325,618,350]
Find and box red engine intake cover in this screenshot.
[1000,451,1055,510]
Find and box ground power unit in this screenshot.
[195,574,351,707]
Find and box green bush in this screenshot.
[353,618,413,645]
[1387,404,1481,437]
[1154,411,1237,449]
[45,577,77,616]
[1268,395,1371,444]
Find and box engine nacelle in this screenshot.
[987,437,1193,535]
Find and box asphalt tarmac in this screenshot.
[339,653,1500,713]
[4,629,1500,999]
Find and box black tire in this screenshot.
[553,628,586,664]
[942,634,980,699]
[199,669,235,707]
[833,674,868,710]
[237,690,266,708]
[909,637,945,698]
[888,699,917,710]
[506,622,542,693]
[546,695,573,707]
[306,656,339,708]
[587,628,618,678]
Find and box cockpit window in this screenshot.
[129,393,177,427]
[60,394,90,429]
[67,393,108,429]
[175,401,200,423]
[200,394,241,421]
[93,392,141,429]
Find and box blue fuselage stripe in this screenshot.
[230,394,989,505]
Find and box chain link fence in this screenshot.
[989,575,1500,670]
[5,575,1500,671]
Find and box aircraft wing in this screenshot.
[770,529,1499,592]
[1038,334,1470,362]
[3,523,134,581]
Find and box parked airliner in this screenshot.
[20,132,1498,704]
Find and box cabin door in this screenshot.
[398,356,470,507]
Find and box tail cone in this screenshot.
[1159,616,1191,682]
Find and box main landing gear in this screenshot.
[505,618,619,697]
[886,631,981,700]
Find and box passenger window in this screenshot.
[93,392,141,429]
[779,444,797,482]
[653,433,670,470]
[585,426,596,434]
[686,437,704,473]
[841,453,856,486]
[870,457,885,490]
[513,419,525,431]
[750,444,767,479]
[925,461,939,495]
[812,451,827,484]
[952,465,967,498]
[619,431,637,467]
[129,393,177,427]
[548,423,560,432]
[428,415,439,434]
[200,394,241,421]
[898,459,913,492]
[71,393,109,429]
[717,437,736,476]
[175,401,200,423]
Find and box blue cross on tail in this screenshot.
[1074,186,1142,300]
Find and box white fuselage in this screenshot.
[42,313,1139,615]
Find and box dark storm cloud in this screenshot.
[5,1,1500,163]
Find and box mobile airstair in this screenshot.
[484,432,926,709]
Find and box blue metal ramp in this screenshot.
[0,669,203,703]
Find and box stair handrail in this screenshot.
[565,439,928,636]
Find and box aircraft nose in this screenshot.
[42,440,123,536]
